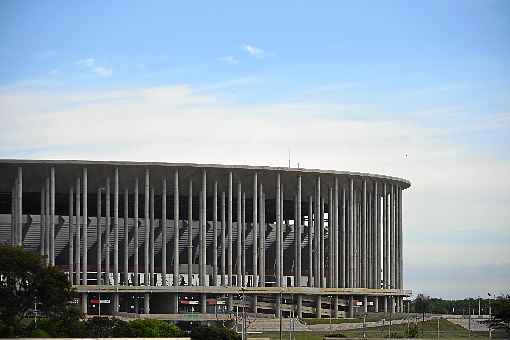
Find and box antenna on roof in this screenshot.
[288,148,291,168]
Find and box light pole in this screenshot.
[279,287,283,340]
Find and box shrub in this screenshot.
[128,319,183,337]
[190,324,241,340]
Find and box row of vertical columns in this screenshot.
[9,166,405,317]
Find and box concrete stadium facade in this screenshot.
[0,159,411,319]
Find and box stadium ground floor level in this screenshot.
[74,285,411,319]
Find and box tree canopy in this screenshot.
[0,245,77,336]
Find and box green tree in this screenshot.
[0,245,78,336]
[414,294,430,322]
[493,295,510,322]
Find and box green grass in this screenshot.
[331,319,488,338]
[248,331,329,340]
[304,318,363,325]
[247,319,502,339]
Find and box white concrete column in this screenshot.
[173,171,179,287]
[315,176,321,288]
[144,169,149,286]
[390,185,395,288]
[237,180,242,286]
[259,186,265,287]
[75,178,80,284]
[348,178,354,288]
[172,170,179,313]
[308,195,313,287]
[50,167,55,264]
[320,195,325,288]
[373,182,380,289]
[187,180,193,286]
[328,187,333,288]
[144,293,150,314]
[399,188,403,289]
[40,187,45,257]
[242,192,246,285]
[228,172,233,286]
[150,188,155,285]
[334,178,339,289]
[134,178,139,286]
[276,173,281,287]
[221,191,226,286]
[82,168,87,283]
[17,167,23,247]
[123,188,129,285]
[297,176,303,318]
[45,178,50,262]
[297,176,302,287]
[213,181,218,286]
[362,179,367,288]
[68,187,74,283]
[383,183,389,289]
[200,169,207,287]
[96,188,101,284]
[162,177,167,286]
[105,177,110,284]
[280,186,284,285]
[367,190,372,288]
[11,185,15,247]
[252,173,258,287]
[114,168,119,285]
[340,186,346,288]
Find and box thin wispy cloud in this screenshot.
[242,44,264,58]
[76,58,113,77]
[219,56,239,65]
[76,58,95,67]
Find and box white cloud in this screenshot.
[76,58,96,67]
[219,56,239,65]
[0,82,509,299]
[242,44,264,58]
[93,66,113,77]
[76,58,112,77]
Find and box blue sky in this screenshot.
[1,1,509,299]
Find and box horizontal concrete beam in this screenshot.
[74,284,411,297]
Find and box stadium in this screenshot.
[0,159,411,319]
